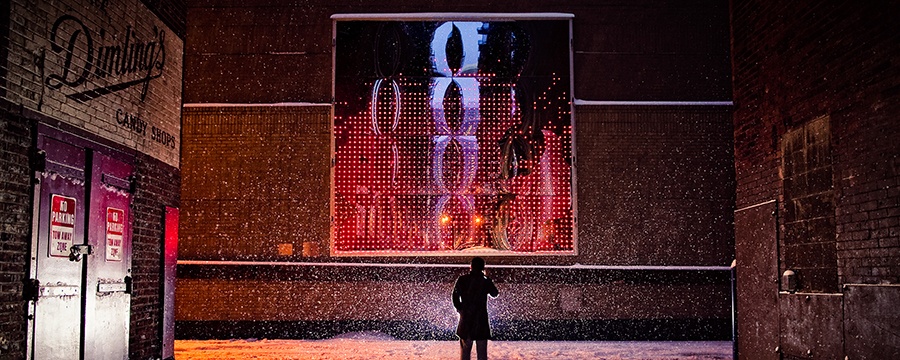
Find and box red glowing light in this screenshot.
[333,19,574,255]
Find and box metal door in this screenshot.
[28,136,87,360]
[735,200,779,360]
[83,152,133,360]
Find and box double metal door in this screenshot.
[27,133,133,360]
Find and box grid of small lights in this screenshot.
[334,20,573,255]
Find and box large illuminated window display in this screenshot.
[332,14,575,255]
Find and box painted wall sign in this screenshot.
[45,15,167,102]
[50,195,77,257]
[2,0,183,167]
[106,207,125,261]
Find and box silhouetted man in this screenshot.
[452,257,499,360]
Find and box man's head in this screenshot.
[470,257,485,272]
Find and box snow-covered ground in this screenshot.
[175,333,733,360]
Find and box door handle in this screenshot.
[69,244,93,262]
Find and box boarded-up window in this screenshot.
[781,116,837,292]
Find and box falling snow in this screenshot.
[176,13,736,360]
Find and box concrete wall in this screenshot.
[176,265,732,340]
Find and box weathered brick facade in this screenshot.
[0,0,184,358]
[732,1,899,358]
[177,102,736,340]
[0,110,183,359]
[5,0,183,166]
[0,108,30,360]
[130,152,181,359]
[576,105,734,266]
[180,105,331,260]
[185,0,730,104]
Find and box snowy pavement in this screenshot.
[175,334,733,360]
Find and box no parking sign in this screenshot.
[49,194,76,257]
[106,208,125,261]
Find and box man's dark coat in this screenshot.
[452,271,499,340]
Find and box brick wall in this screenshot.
[0,104,182,358]
[732,0,900,287]
[1,0,185,357]
[4,0,183,167]
[1,0,9,99]
[178,0,735,338]
[0,108,31,360]
[181,0,736,265]
[185,0,730,104]
[181,104,735,267]
[780,117,837,292]
[180,105,332,260]
[130,152,181,359]
[141,0,187,39]
[732,0,899,357]
[576,105,734,266]
[177,102,735,339]
[834,105,900,285]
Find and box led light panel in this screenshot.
[333,16,574,255]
